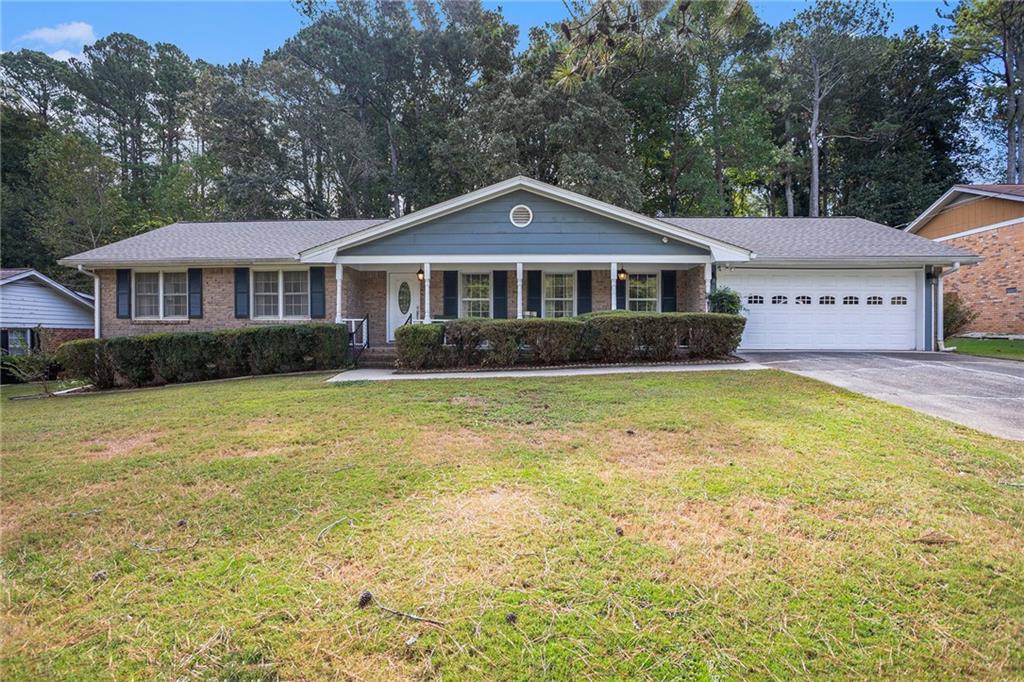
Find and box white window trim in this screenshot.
[132,269,188,321]
[625,270,661,312]
[458,270,493,319]
[251,267,311,321]
[541,271,577,318]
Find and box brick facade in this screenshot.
[941,223,1024,334]
[41,327,93,353]
[96,266,709,347]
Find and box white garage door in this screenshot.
[717,269,920,350]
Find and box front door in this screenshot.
[387,273,421,342]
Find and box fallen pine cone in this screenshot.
[358,590,373,608]
[505,612,518,625]
[91,569,108,582]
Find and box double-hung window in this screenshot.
[253,270,310,319]
[543,273,574,318]
[461,273,491,318]
[627,273,658,312]
[134,271,187,319]
[5,329,31,356]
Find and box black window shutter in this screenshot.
[576,270,592,314]
[0,330,8,353]
[30,329,40,351]
[492,271,508,319]
[526,270,542,316]
[234,268,250,319]
[309,267,326,319]
[187,268,203,319]
[116,269,131,319]
[661,270,677,312]
[443,271,459,317]
[616,278,626,310]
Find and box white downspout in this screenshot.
[78,265,100,339]
[937,261,960,352]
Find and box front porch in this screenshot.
[333,259,713,349]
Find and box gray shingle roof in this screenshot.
[660,216,977,261]
[60,219,385,266]
[60,214,976,266]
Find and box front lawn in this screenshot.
[2,371,1022,679]
[951,336,1024,362]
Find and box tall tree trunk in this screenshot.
[1007,48,1018,182]
[809,63,821,218]
[386,117,402,217]
[784,169,795,217]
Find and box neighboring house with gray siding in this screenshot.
[58,176,977,352]
[0,268,95,355]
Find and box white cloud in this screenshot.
[48,48,83,63]
[17,21,95,48]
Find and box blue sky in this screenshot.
[2,1,952,65]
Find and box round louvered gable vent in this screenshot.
[509,204,533,228]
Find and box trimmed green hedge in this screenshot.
[56,324,350,389]
[395,312,745,370]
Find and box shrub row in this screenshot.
[56,324,350,389]
[395,312,745,370]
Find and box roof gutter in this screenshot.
[78,265,100,339]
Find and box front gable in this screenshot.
[338,190,709,258]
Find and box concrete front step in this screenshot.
[356,347,397,368]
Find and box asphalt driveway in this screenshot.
[741,351,1024,440]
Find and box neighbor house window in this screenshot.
[461,273,491,318]
[253,270,310,319]
[134,271,186,319]
[5,329,30,356]
[627,273,658,312]
[543,273,575,318]
[891,296,908,305]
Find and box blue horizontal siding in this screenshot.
[340,190,708,257]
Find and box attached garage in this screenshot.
[717,268,920,350]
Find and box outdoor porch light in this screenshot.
[617,267,628,281]
[416,268,425,282]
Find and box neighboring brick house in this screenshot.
[906,184,1024,335]
[0,268,95,355]
[59,176,976,351]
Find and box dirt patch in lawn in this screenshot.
[409,427,500,466]
[82,430,164,460]
[630,495,800,584]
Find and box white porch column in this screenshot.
[610,261,618,310]
[335,263,343,323]
[423,262,432,322]
[703,262,713,312]
[516,262,524,319]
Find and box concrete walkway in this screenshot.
[328,361,766,383]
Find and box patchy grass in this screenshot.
[1,370,1022,680]
[951,337,1024,362]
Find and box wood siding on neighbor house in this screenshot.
[0,279,93,329]
[916,196,1024,240]
[339,190,710,257]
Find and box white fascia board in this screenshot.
[334,254,713,265]
[299,176,753,263]
[57,257,304,268]
[1,269,94,310]
[720,256,982,268]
